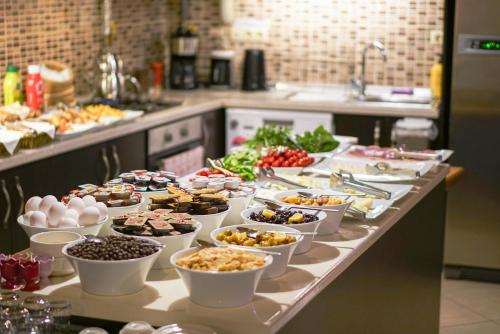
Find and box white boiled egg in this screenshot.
[25,196,42,213]
[68,197,85,213]
[58,217,78,228]
[82,195,96,207]
[29,211,47,227]
[65,208,79,221]
[23,211,34,224]
[94,202,108,220]
[39,195,57,214]
[47,202,66,227]
[78,206,100,226]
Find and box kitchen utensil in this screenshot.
[236,226,317,237]
[330,170,392,200]
[206,158,236,176]
[366,162,420,177]
[393,147,443,161]
[195,239,281,256]
[242,49,267,91]
[259,198,339,214]
[210,50,234,88]
[256,167,305,189]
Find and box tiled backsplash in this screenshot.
[0,0,443,101]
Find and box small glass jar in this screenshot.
[0,292,21,310]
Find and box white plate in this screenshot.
[341,145,453,165]
[309,155,433,182]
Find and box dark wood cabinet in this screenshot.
[0,131,146,254]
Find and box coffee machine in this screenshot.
[169,0,198,90]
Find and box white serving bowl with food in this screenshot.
[240,205,325,254]
[222,194,255,227]
[100,197,146,236]
[110,220,202,269]
[17,215,107,238]
[137,190,168,210]
[274,189,350,235]
[30,231,83,276]
[210,223,302,279]
[62,236,163,296]
[171,247,272,308]
[192,205,231,242]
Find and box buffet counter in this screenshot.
[20,165,448,334]
[0,88,437,172]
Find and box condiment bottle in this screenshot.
[25,65,44,110]
[3,64,21,105]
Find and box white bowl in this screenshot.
[170,247,272,308]
[191,205,231,242]
[110,220,202,269]
[17,215,107,238]
[222,195,254,227]
[100,197,146,236]
[62,237,163,296]
[30,231,83,276]
[274,189,350,235]
[210,223,303,279]
[240,205,326,254]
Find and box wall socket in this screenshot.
[230,18,270,43]
[430,30,443,45]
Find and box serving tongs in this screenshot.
[206,158,237,177]
[196,239,281,256]
[365,162,420,178]
[256,167,305,189]
[389,147,442,161]
[330,170,391,200]
[253,197,340,214]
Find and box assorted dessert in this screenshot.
[22,195,107,228]
[148,186,229,215]
[249,209,319,225]
[62,183,142,208]
[215,229,297,247]
[280,195,346,206]
[113,169,178,192]
[189,173,256,199]
[175,247,266,272]
[111,209,197,237]
[66,236,161,261]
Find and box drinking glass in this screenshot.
[48,300,71,326]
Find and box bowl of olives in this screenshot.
[240,205,326,254]
[62,235,163,296]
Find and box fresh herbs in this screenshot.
[222,149,259,180]
[243,125,296,149]
[295,126,339,153]
[244,125,339,153]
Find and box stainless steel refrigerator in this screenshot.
[445,0,500,279]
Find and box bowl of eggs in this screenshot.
[17,195,108,237]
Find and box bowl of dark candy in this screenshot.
[62,235,163,296]
[110,209,202,269]
[241,205,326,254]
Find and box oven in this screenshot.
[147,116,206,176]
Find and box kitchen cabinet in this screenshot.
[334,115,397,146]
[0,131,146,254]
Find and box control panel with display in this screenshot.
[459,34,500,54]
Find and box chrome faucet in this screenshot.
[352,41,387,99]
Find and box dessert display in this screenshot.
[22,195,107,228]
[279,195,346,206]
[215,229,297,247]
[66,236,161,261]
[148,187,229,215]
[255,147,314,168]
[111,209,197,237]
[188,173,255,197]
[248,209,319,225]
[175,247,266,272]
[63,184,142,208]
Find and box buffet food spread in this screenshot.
[0,125,452,333]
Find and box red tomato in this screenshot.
[288,156,297,163]
[301,150,308,155]
[272,161,282,167]
[297,158,307,167]
[306,157,315,165]
[284,150,293,159]
[277,156,285,162]
[291,162,299,167]
[272,151,280,158]
[263,162,270,167]
[297,152,306,159]
[282,161,291,167]
[255,161,263,167]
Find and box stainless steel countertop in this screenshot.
[0,88,438,172]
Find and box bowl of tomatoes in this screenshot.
[254,148,315,175]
